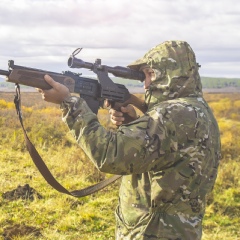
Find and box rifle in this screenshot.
[0,51,147,115]
[0,50,147,198]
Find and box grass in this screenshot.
[0,92,240,239]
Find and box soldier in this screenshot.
[39,40,221,239]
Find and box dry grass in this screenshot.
[0,92,239,239]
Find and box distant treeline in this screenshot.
[0,76,240,91]
[114,77,240,89]
[201,77,240,88]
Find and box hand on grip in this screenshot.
[108,105,138,126]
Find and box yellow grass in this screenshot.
[0,92,239,239]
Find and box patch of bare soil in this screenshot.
[2,185,43,239]
[2,184,43,201]
[3,224,42,240]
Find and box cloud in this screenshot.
[0,0,239,78]
[200,62,240,78]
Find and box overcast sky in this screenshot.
[0,0,239,79]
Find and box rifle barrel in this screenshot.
[0,69,9,76]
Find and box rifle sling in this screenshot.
[13,84,121,198]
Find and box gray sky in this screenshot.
[0,0,239,78]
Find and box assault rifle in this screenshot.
[0,48,147,115]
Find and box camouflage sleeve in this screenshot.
[61,96,178,175]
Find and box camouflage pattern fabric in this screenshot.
[61,40,221,239]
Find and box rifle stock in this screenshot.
[114,93,147,113]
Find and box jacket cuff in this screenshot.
[61,96,94,120]
[60,96,79,110]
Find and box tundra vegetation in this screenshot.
[0,92,239,240]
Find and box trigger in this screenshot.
[103,99,114,110]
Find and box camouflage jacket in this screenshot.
[61,41,221,239]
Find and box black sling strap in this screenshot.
[13,84,121,198]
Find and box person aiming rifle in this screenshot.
[10,40,223,239]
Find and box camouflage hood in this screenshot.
[128,40,203,109]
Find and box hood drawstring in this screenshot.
[145,88,153,109]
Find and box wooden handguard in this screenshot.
[7,69,76,93]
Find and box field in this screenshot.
[0,91,240,239]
